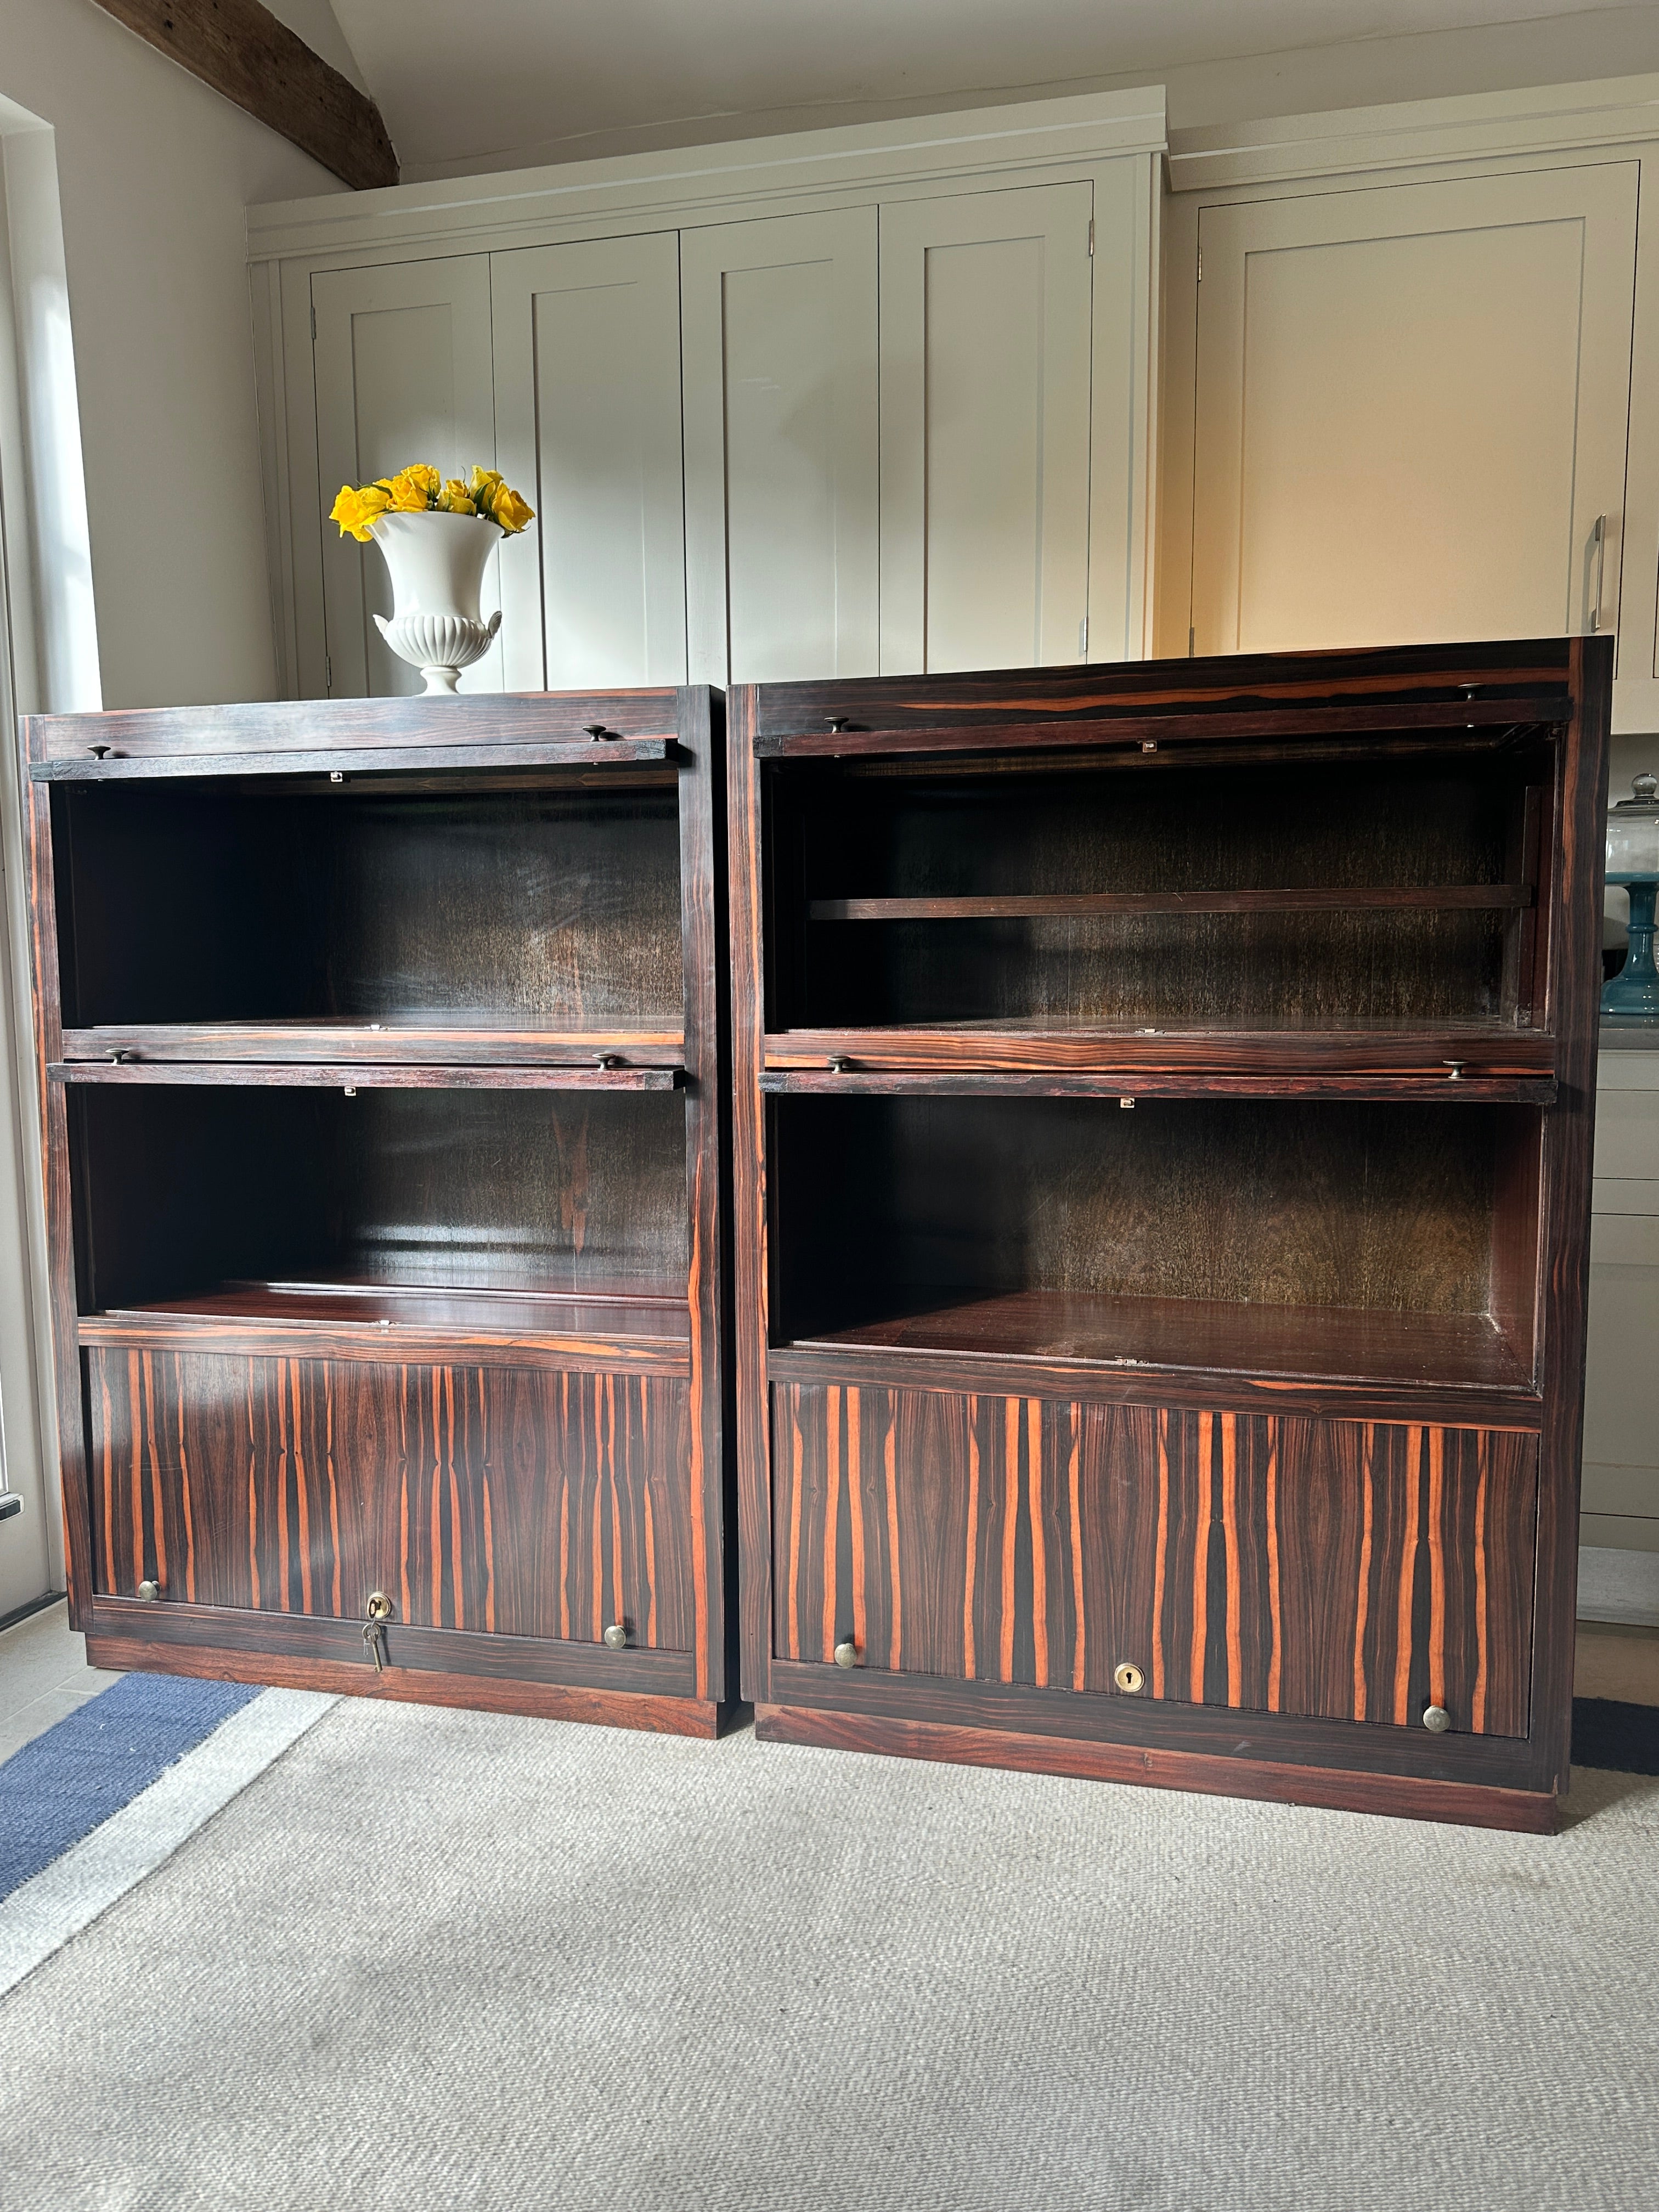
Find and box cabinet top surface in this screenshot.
[21,689,714,770]
[743,639,1593,752]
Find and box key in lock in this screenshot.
[363,1591,394,1672]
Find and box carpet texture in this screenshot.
[0,1673,259,1898]
[1,1703,1655,2211]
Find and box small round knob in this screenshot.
[828,1056,852,1074]
[1113,1661,1145,1694]
[137,1579,160,1602]
[603,1622,628,1651]
[833,1639,859,1668]
[88,744,111,759]
[584,724,613,742]
[825,716,852,733]
[1423,1704,1452,1734]
[1443,1060,1465,1082]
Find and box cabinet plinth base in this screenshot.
[88,1635,725,1738]
[753,1702,1559,1833]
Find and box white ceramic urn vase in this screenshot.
[368,510,503,693]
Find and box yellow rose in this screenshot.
[490,485,534,534]
[468,465,504,504]
[404,462,441,499]
[355,483,393,529]
[385,467,435,513]
[329,484,368,539]
[437,478,477,514]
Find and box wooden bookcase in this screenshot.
[729,640,1611,1829]
[25,690,732,1735]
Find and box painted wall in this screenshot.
[0,0,352,709]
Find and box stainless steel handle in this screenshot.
[1423,1704,1452,1734]
[137,1579,160,1602]
[1589,514,1608,635]
[833,1639,859,1668]
[603,1622,628,1651]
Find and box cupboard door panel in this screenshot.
[490,234,687,691]
[1191,165,1637,657]
[879,183,1094,675]
[312,258,501,699]
[89,1350,695,1651]
[681,209,879,685]
[774,1384,1536,1736]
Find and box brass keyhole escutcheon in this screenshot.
[365,1592,393,1623]
[1113,1661,1145,1695]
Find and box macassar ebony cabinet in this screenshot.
[729,640,1610,1829]
[25,689,732,1735]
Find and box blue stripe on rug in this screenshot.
[0,1674,260,1901]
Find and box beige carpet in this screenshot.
[1,1701,1655,2210]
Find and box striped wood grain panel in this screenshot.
[771,1386,1536,1737]
[89,1348,695,1650]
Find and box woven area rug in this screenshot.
[1,1702,1655,2211]
[0,1674,259,1899]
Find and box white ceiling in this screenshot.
[313,0,1658,181]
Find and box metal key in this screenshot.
[363,1590,393,1672]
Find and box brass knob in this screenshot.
[1113,1661,1145,1694]
[1423,1705,1452,1734]
[833,1640,859,1668]
[137,1579,160,1602]
[603,1622,628,1651]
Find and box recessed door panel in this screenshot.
[89,1348,695,1651]
[774,1383,1537,1736]
[312,258,500,698]
[681,210,879,685]
[1191,165,1637,656]
[880,183,1094,674]
[491,234,687,690]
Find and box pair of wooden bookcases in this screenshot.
[24,640,1609,1831]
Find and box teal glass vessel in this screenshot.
[1602,770,1659,1023]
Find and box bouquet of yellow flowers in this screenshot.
[330,463,534,542]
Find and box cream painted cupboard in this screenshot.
[1583,1048,1659,1552]
[249,92,1164,699]
[1160,74,1659,740]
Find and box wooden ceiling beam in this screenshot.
[87,0,398,191]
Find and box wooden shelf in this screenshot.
[78,1277,692,1373]
[761,1069,1555,1102]
[781,1289,1536,1398]
[763,1023,1554,1080]
[60,1022,685,1070]
[52,1057,683,1092]
[808,885,1532,921]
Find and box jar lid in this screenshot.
[1611,771,1658,814]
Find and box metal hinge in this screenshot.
[1189,626,1197,657]
[1197,246,1204,282]
[1088,218,1094,257]
[325,653,332,691]
[1078,616,1088,656]
[311,303,317,341]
